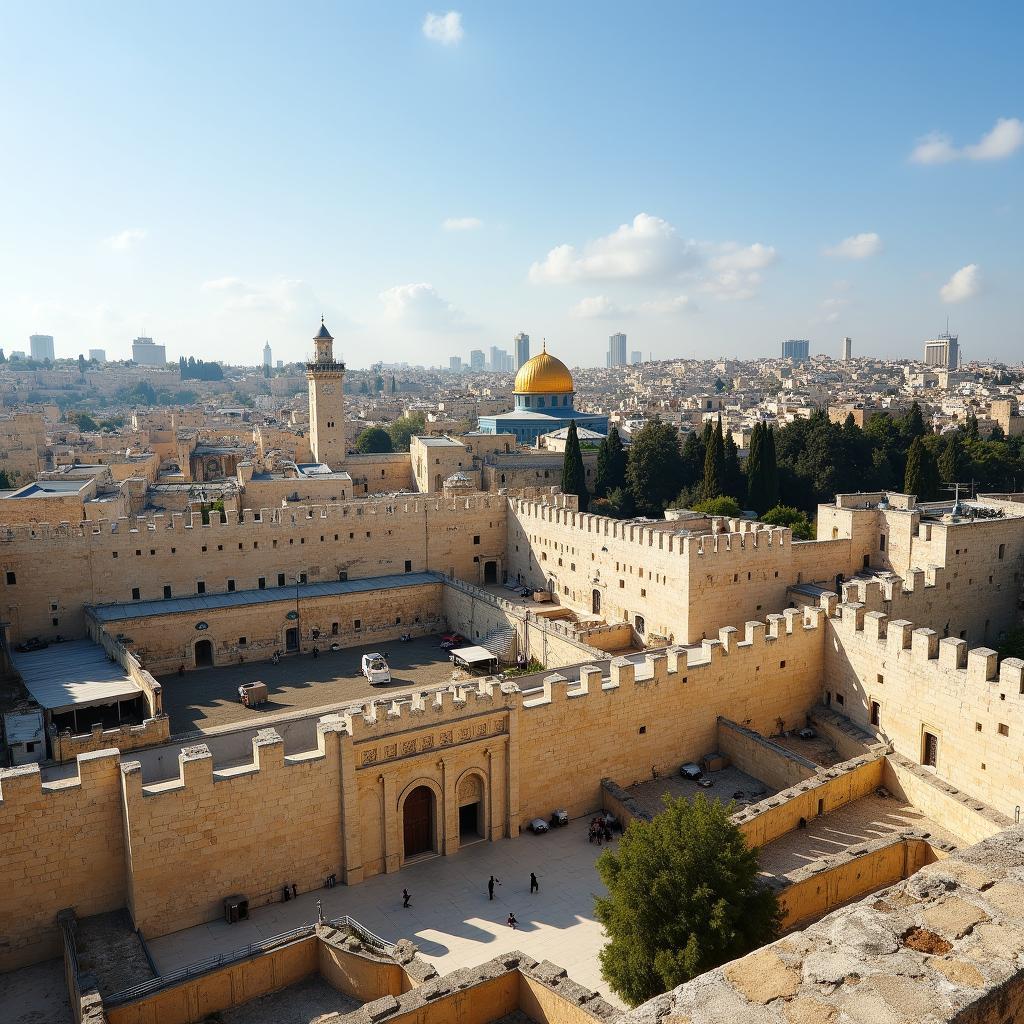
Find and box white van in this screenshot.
[361,653,391,685]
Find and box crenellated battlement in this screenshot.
[0,748,121,807]
[831,599,1024,691]
[0,492,508,545]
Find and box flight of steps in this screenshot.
[479,624,517,663]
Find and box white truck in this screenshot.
[361,653,391,685]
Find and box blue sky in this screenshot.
[1,2,1021,367]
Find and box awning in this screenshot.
[11,640,142,714]
[450,645,498,667]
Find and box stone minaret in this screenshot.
[306,318,346,467]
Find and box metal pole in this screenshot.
[295,576,301,653]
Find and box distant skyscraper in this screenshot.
[132,336,166,366]
[449,355,463,372]
[263,341,272,367]
[29,334,54,361]
[631,351,642,365]
[607,332,627,367]
[841,336,852,362]
[514,332,530,369]
[924,333,959,369]
[88,349,106,362]
[781,339,810,361]
[470,349,485,371]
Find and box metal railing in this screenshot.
[104,913,392,1007]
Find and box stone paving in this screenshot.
[148,818,623,1005]
[627,766,774,819]
[218,976,360,1024]
[0,957,70,1024]
[158,635,469,733]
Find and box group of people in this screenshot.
[588,817,613,845]
[403,871,539,929]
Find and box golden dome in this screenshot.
[513,343,574,394]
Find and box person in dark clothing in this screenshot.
[507,913,518,929]
[488,875,499,900]
[402,888,411,908]
[530,872,539,893]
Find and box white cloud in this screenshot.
[442,216,482,231]
[379,282,467,330]
[911,117,1024,164]
[824,232,882,260]
[529,213,698,284]
[820,297,849,324]
[107,228,147,251]
[201,276,309,315]
[422,11,463,45]
[709,242,778,272]
[701,242,778,300]
[940,264,981,303]
[570,293,695,319]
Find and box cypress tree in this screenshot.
[964,412,980,442]
[701,416,725,501]
[938,435,961,482]
[763,425,780,509]
[746,423,764,510]
[723,430,743,502]
[904,437,940,501]
[561,420,589,512]
[596,426,626,497]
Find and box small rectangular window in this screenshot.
[238,637,247,646]
[197,581,206,595]
[405,560,412,572]
[4,571,14,585]
[473,535,480,545]
[258,577,266,590]
[354,619,362,630]
[227,579,235,592]
[278,573,286,587]
[836,692,845,706]
[879,534,886,551]
[163,585,172,599]
[132,587,140,601]
[870,701,880,726]
[998,723,1009,737]
[923,731,938,767]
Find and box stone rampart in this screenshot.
[716,717,819,791]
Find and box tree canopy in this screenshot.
[354,426,394,454]
[387,413,426,452]
[761,504,814,539]
[625,419,684,517]
[595,426,627,498]
[595,794,780,1006]
[560,421,589,512]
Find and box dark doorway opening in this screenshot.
[195,639,213,667]
[403,786,435,858]
[923,731,938,768]
[285,628,298,652]
[592,589,601,615]
[459,801,481,840]
[483,560,498,585]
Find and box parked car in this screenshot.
[361,653,391,685]
[798,727,817,740]
[550,809,569,827]
[697,777,713,788]
[528,818,549,834]
[679,762,704,781]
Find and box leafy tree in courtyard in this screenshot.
[560,420,589,512]
[625,419,683,517]
[595,794,780,1006]
[700,416,725,502]
[904,436,940,501]
[761,504,814,539]
[595,426,626,497]
[387,412,426,452]
[354,426,393,454]
[690,496,741,518]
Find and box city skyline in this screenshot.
[1,2,1022,366]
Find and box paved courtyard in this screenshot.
[627,766,774,818]
[148,818,623,1005]
[158,635,468,734]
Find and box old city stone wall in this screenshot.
[824,603,1024,820]
[0,494,507,641]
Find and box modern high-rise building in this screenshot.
[469,349,485,371]
[489,347,513,372]
[924,333,959,370]
[132,336,166,366]
[607,332,627,367]
[514,332,530,369]
[29,334,54,361]
[841,336,852,362]
[88,349,106,362]
[781,339,810,361]
[631,351,642,365]
[449,356,463,372]
[263,341,272,368]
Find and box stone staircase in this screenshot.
[479,624,517,663]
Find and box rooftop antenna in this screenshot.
[942,481,974,517]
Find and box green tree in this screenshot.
[691,495,742,518]
[354,426,394,453]
[898,401,927,443]
[680,430,704,490]
[595,794,780,1006]
[761,504,814,539]
[964,411,980,442]
[722,430,743,502]
[387,412,427,452]
[595,426,626,498]
[78,353,86,376]
[700,416,725,502]
[625,419,684,517]
[592,486,633,519]
[0,349,7,363]
[938,435,962,482]
[560,421,589,512]
[0,469,11,488]
[72,412,99,432]
[904,436,940,500]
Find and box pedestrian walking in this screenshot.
[402,888,411,908]
[507,912,518,929]
[530,872,539,894]
[317,899,323,923]
[488,875,499,900]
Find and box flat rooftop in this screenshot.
[11,640,140,713]
[90,571,443,623]
[626,766,774,819]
